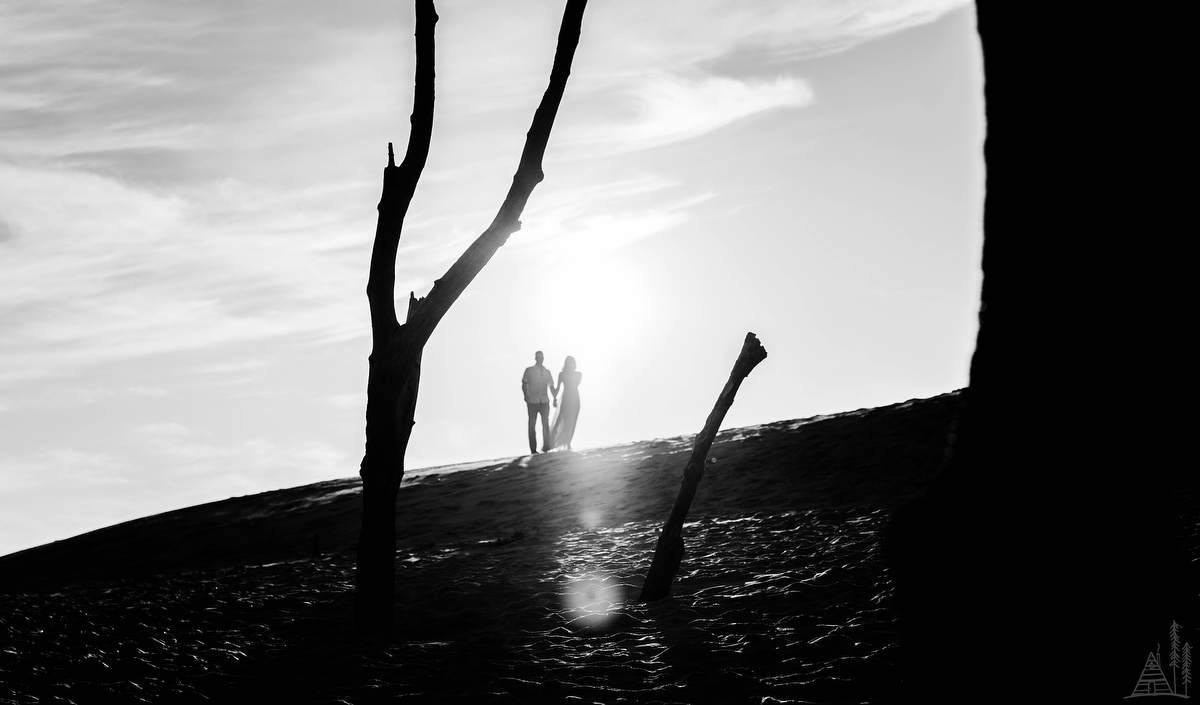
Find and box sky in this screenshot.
[0,0,983,557]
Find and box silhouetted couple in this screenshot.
[521,351,582,454]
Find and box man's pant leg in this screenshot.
[527,403,540,453]
[540,405,551,452]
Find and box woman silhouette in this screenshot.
[549,356,582,451]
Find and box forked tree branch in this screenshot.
[403,0,588,350]
[355,0,589,636]
[366,0,438,351]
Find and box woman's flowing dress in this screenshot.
[549,370,582,450]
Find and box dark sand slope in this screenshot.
[2,391,1194,704]
[0,392,963,592]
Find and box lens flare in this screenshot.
[561,571,626,631]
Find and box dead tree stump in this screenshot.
[640,332,767,602]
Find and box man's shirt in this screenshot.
[522,365,554,404]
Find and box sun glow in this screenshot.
[538,250,648,388]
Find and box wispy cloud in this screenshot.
[0,160,372,387]
[554,0,968,154]
[517,181,714,268]
[577,0,971,71]
[0,1,404,160]
[564,72,813,156]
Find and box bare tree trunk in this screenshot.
[640,332,767,602]
[353,0,588,634]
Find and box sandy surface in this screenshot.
[11,389,1184,703]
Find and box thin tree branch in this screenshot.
[404,0,587,349]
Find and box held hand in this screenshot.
[553,399,558,408]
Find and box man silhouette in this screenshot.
[521,350,557,454]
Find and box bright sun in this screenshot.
[539,251,647,382]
